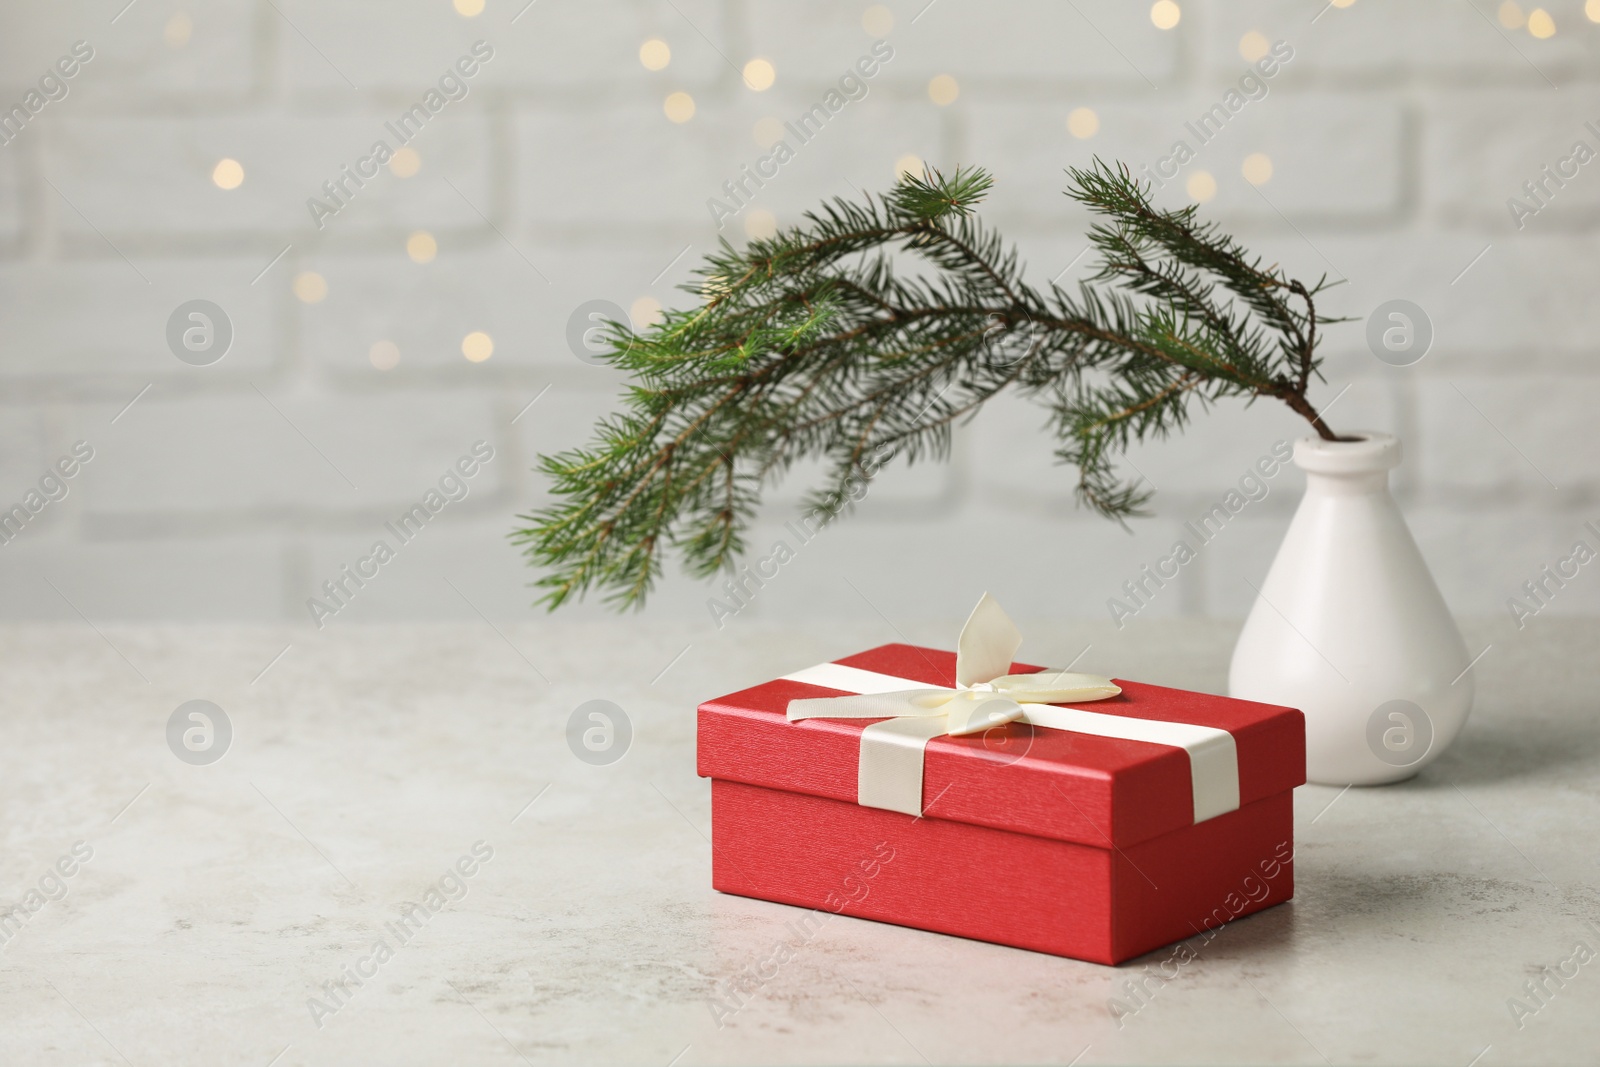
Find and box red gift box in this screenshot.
[697,641,1305,965]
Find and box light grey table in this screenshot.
[1,617,1596,1066]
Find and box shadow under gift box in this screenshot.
[697,644,1306,965]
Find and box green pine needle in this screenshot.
[512,161,1345,610]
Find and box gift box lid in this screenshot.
[697,642,1305,850]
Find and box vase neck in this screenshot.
[1293,432,1400,497]
[1303,469,1392,497]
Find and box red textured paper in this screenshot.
[711,780,1295,964]
[698,643,1305,849]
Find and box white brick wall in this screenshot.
[2,0,1597,629]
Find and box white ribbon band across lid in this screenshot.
[781,594,1241,822]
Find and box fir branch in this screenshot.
[514,160,1346,609]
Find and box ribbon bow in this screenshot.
[788,593,1120,734]
[785,593,1129,815]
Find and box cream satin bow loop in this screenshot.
[787,593,1122,736]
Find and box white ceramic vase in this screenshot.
[1228,432,1473,785]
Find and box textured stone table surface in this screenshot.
[1,617,1597,1066]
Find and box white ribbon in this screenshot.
[784,593,1241,822]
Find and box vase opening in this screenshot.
[1293,431,1400,476]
